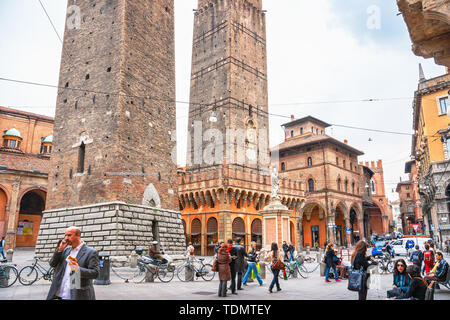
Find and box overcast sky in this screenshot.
[0,0,447,202]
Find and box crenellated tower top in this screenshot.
[198,0,262,10]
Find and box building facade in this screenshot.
[412,68,450,248]
[0,106,53,249]
[397,0,450,67]
[35,0,186,262]
[276,116,365,248]
[179,0,305,255]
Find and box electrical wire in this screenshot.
[38,0,63,45]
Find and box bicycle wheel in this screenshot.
[200,264,215,281]
[297,265,309,279]
[177,264,194,282]
[377,262,385,274]
[132,264,147,283]
[387,261,394,273]
[157,266,174,283]
[19,266,39,286]
[0,266,19,288]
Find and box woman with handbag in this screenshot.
[387,259,410,298]
[351,240,377,300]
[217,242,232,297]
[264,242,284,293]
[325,243,341,283]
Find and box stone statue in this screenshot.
[271,167,280,199]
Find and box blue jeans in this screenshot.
[0,248,5,260]
[325,265,338,280]
[269,268,280,290]
[242,262,263,285]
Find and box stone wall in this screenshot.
[35,201,186,266]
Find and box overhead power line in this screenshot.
[38,0,63,45]
[0,76,418,137]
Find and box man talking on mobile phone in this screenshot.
[46,226,99,300]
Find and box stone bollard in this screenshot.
[259,262,266,280]
[316,252,322,264]
[6,249,13,262]
[185,265,194,281]
[129,251,138,268]
[320,262,326,277]
[145,265,157,282]
[306,246,310,254]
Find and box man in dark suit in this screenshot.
[46,226,99,300]
[234,238,247,290]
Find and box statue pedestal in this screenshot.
[259,197,291,250]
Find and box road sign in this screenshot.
[412,224,420,231]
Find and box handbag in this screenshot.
[211,259,218,272]
[387,287,403,298]
[347,266,366,292]
[272,258,285,271]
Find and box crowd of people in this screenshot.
[387,240,449,300]
[213,238,291,297]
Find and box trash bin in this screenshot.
[94,253,111,285]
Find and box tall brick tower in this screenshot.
[179,0,305,255]
[36,0,186,262]
[47,0,177,210]
[187,0,270,169]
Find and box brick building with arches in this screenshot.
[0,106,53,249]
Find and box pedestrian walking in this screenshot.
[325,243,341,283]
[423,244,435,274]
[234,238,247,291]
[0,236,6,260]
[429,242,437,256]
[395,264,427,300]
[242,241,263,286]
[282,241,289,262]
[46,226,99,300]
[215,241,223,255]
[217,242,231,297]
[351,240,377,300]
[288,242,295,262]
[185,242,195,262]
[227,239,238,295]
[264,242,284,293]
[445,239,450,255]
[387,259,410,298]
[409,245,423,269]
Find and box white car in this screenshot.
[390,237,432,256]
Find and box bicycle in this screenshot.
[132,254,175,283]
[279,257,309,279]
[18,256,54,286]
[303,256,316,263]
[0,263,19,288]
[375,254,394,274]
[176,257,215,282]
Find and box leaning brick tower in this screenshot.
[178,0,305,255]
[186,0,270,169]
[36,0,185,263]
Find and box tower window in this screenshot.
[308,179,315,192]
[438,97,448,115]
[307,157,312,166]
[290,130,294,138]
[300,127,303,134]
[77,142,86,173]
[281,162,286,172]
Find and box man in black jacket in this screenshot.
[233,238,247,290]
[46,226,99,300]
[282,241,289,262]
[227,239,238,295]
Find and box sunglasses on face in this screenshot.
[397,264,405,267]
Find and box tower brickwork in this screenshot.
[46,0,177,210]
[187,0,270,170]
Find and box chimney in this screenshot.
[344,139,348,144]
[365,161,369,167]
[291,115,295,122]
[371,161,375,168]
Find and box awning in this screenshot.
[190,233,201,236]
[206,232,217,235]
[252,232,262,236]
[232,232,246,236]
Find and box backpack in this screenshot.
[423,251,433,263]
[411,251,421,264]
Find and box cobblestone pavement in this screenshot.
[1,248,449,300]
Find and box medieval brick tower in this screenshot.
[36,0,185,262]
[187,0,270,169]
[46,0,177,210]
[179,0,305,255]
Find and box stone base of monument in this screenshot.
[35,201,186,266]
